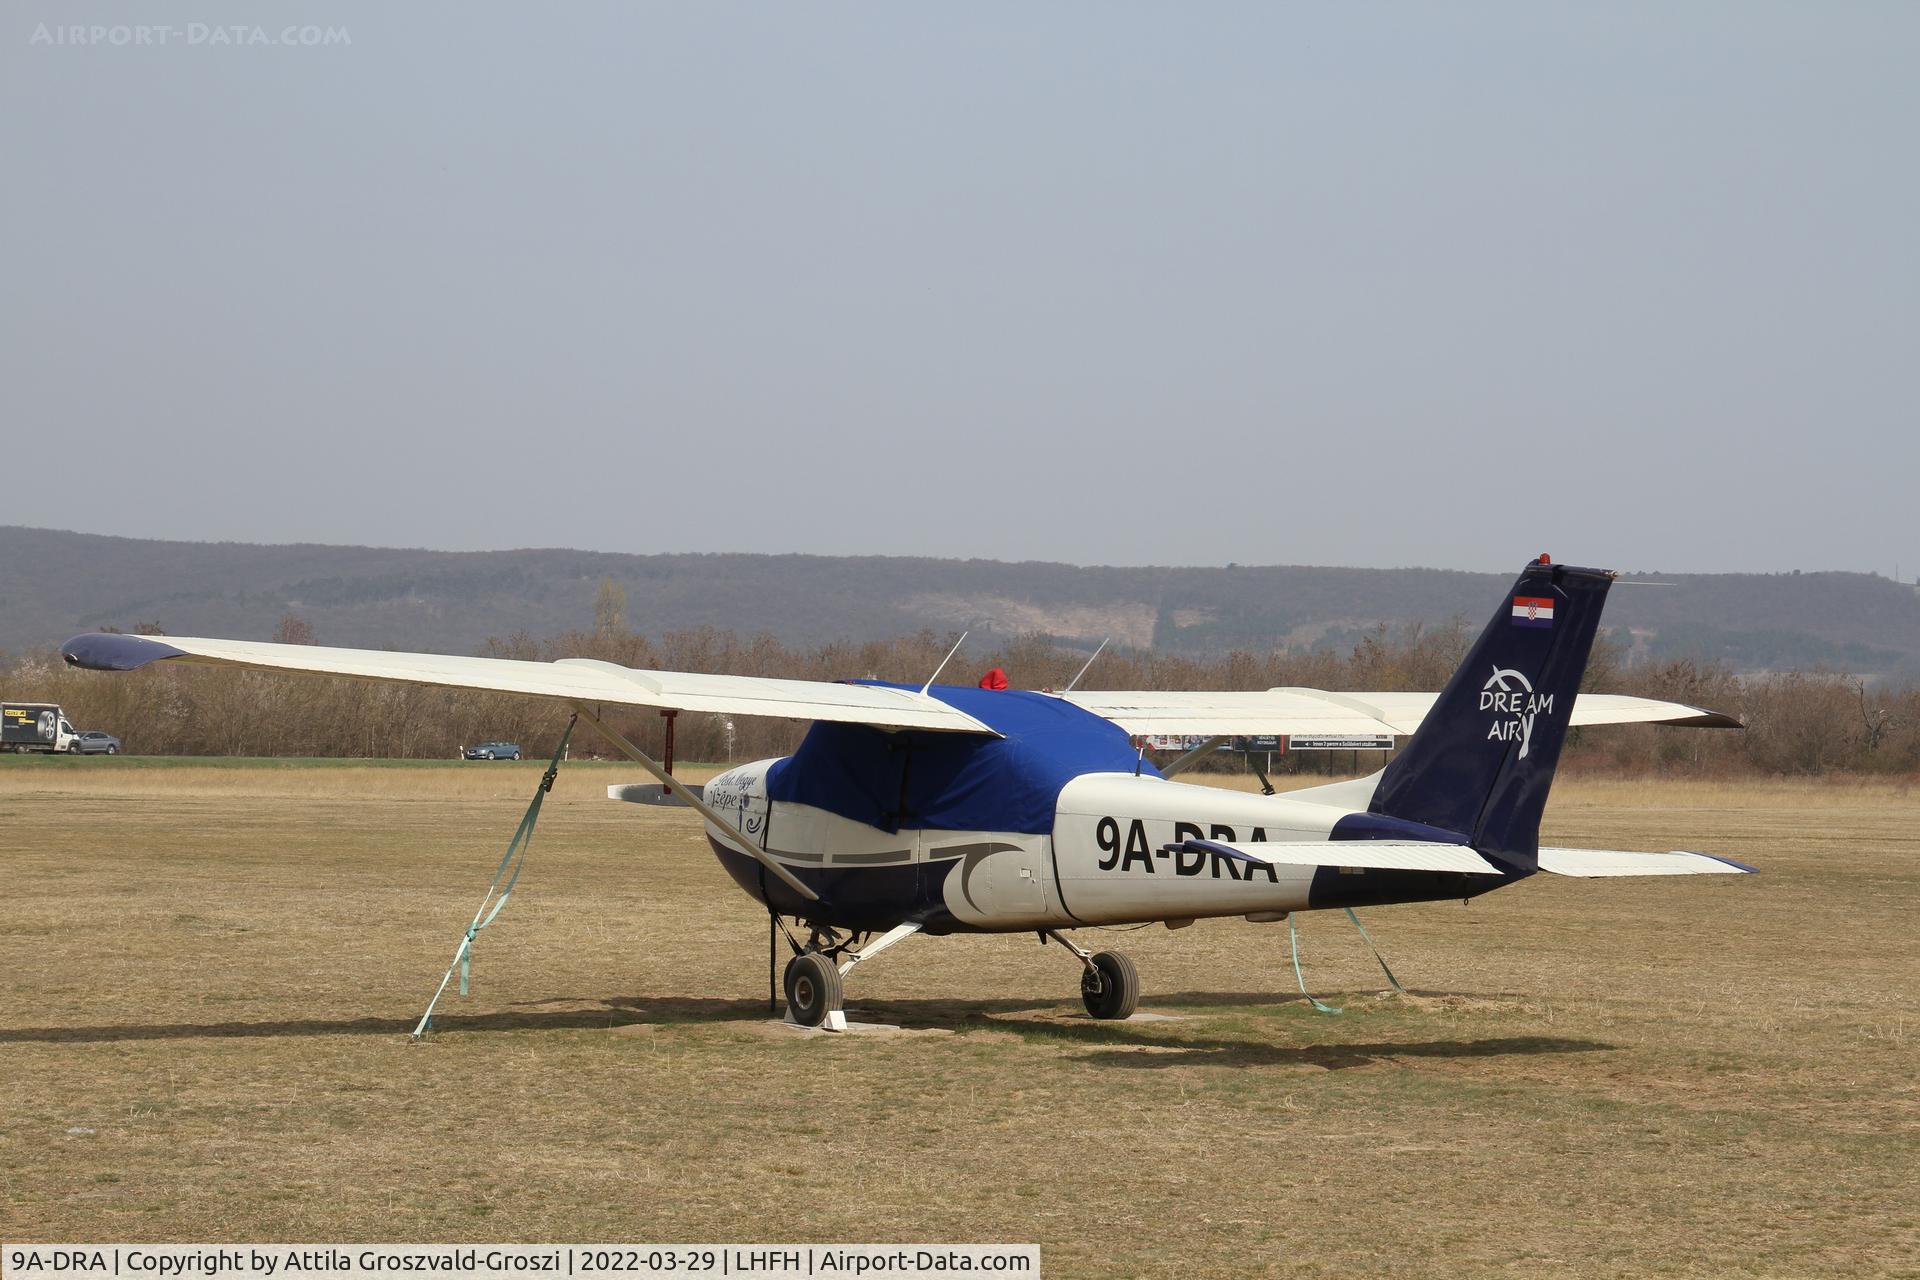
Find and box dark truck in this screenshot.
[2,702,82,753]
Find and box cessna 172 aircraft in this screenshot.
[63,556,1750,1028]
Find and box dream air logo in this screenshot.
[1480,667,1553,758]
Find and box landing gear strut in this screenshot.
[778,920,923,1030]
[1043,930,1140,1020]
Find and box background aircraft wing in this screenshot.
[60,633,995,734]
[1061,688,1740,736]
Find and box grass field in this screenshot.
[1,761,1914,1277]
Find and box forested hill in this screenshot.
[5,525,1918,675]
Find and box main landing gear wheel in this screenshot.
[784,951,843,1028]
[1080,950,1139,1020]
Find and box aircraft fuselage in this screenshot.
[699,758,1510,934]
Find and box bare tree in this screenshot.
[1855,679,1892,754]
[272,614,316,646]
[593,577,628,638]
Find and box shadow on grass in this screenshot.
[1149,987,1520,1007]
[0,990,1606,1070]
[981,1015,1612,1070]
[0,996,767,1044]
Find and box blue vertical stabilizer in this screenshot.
[1366,558,1615,872]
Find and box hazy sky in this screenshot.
[3,4,1914,574]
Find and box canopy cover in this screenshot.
[766,683,1156,835]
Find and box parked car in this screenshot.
[463,741,522,761]
[73,731,122,755]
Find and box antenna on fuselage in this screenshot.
[920,631,969,695]
[1061,638,1110,693]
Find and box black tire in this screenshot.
[106,745,118,755]
[510,751,522,761]
[67,743,81,754]
[1080,950,1139,1020]
[784,952,843,1027]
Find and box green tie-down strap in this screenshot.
[1344,906,1407,995]
[1287,907,1408,1016]
[1288,914,1344,1015]
[411,717,576,1039]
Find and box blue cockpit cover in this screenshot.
[765,682,1156,835]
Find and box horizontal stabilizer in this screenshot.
[1536,847,1757,877]
[608,782,705,806]
[1166,839,1504,875]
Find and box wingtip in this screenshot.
[1660,708,1745,730]
[60,632,187,672]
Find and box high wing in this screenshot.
[59,633,994,734]
[62,634,1738,740]
[1061,687,1740,736]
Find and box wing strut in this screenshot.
[572,703,821,903]
[411,716,576,1039]
[1061,638,1110,693]
[1161,735,1231,778]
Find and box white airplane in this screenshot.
[64,556,1750,1028]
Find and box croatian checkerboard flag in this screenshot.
[1511,595,1555,628]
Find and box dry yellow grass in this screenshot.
[1,760,1914,1278]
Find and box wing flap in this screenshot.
[1167,838,1504,875]
[1063,689,1403,737]
[60,633,994,734]
[1537,847,1757,876]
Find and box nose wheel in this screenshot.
[778,920,923,1029]
[783,952,842,1028]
